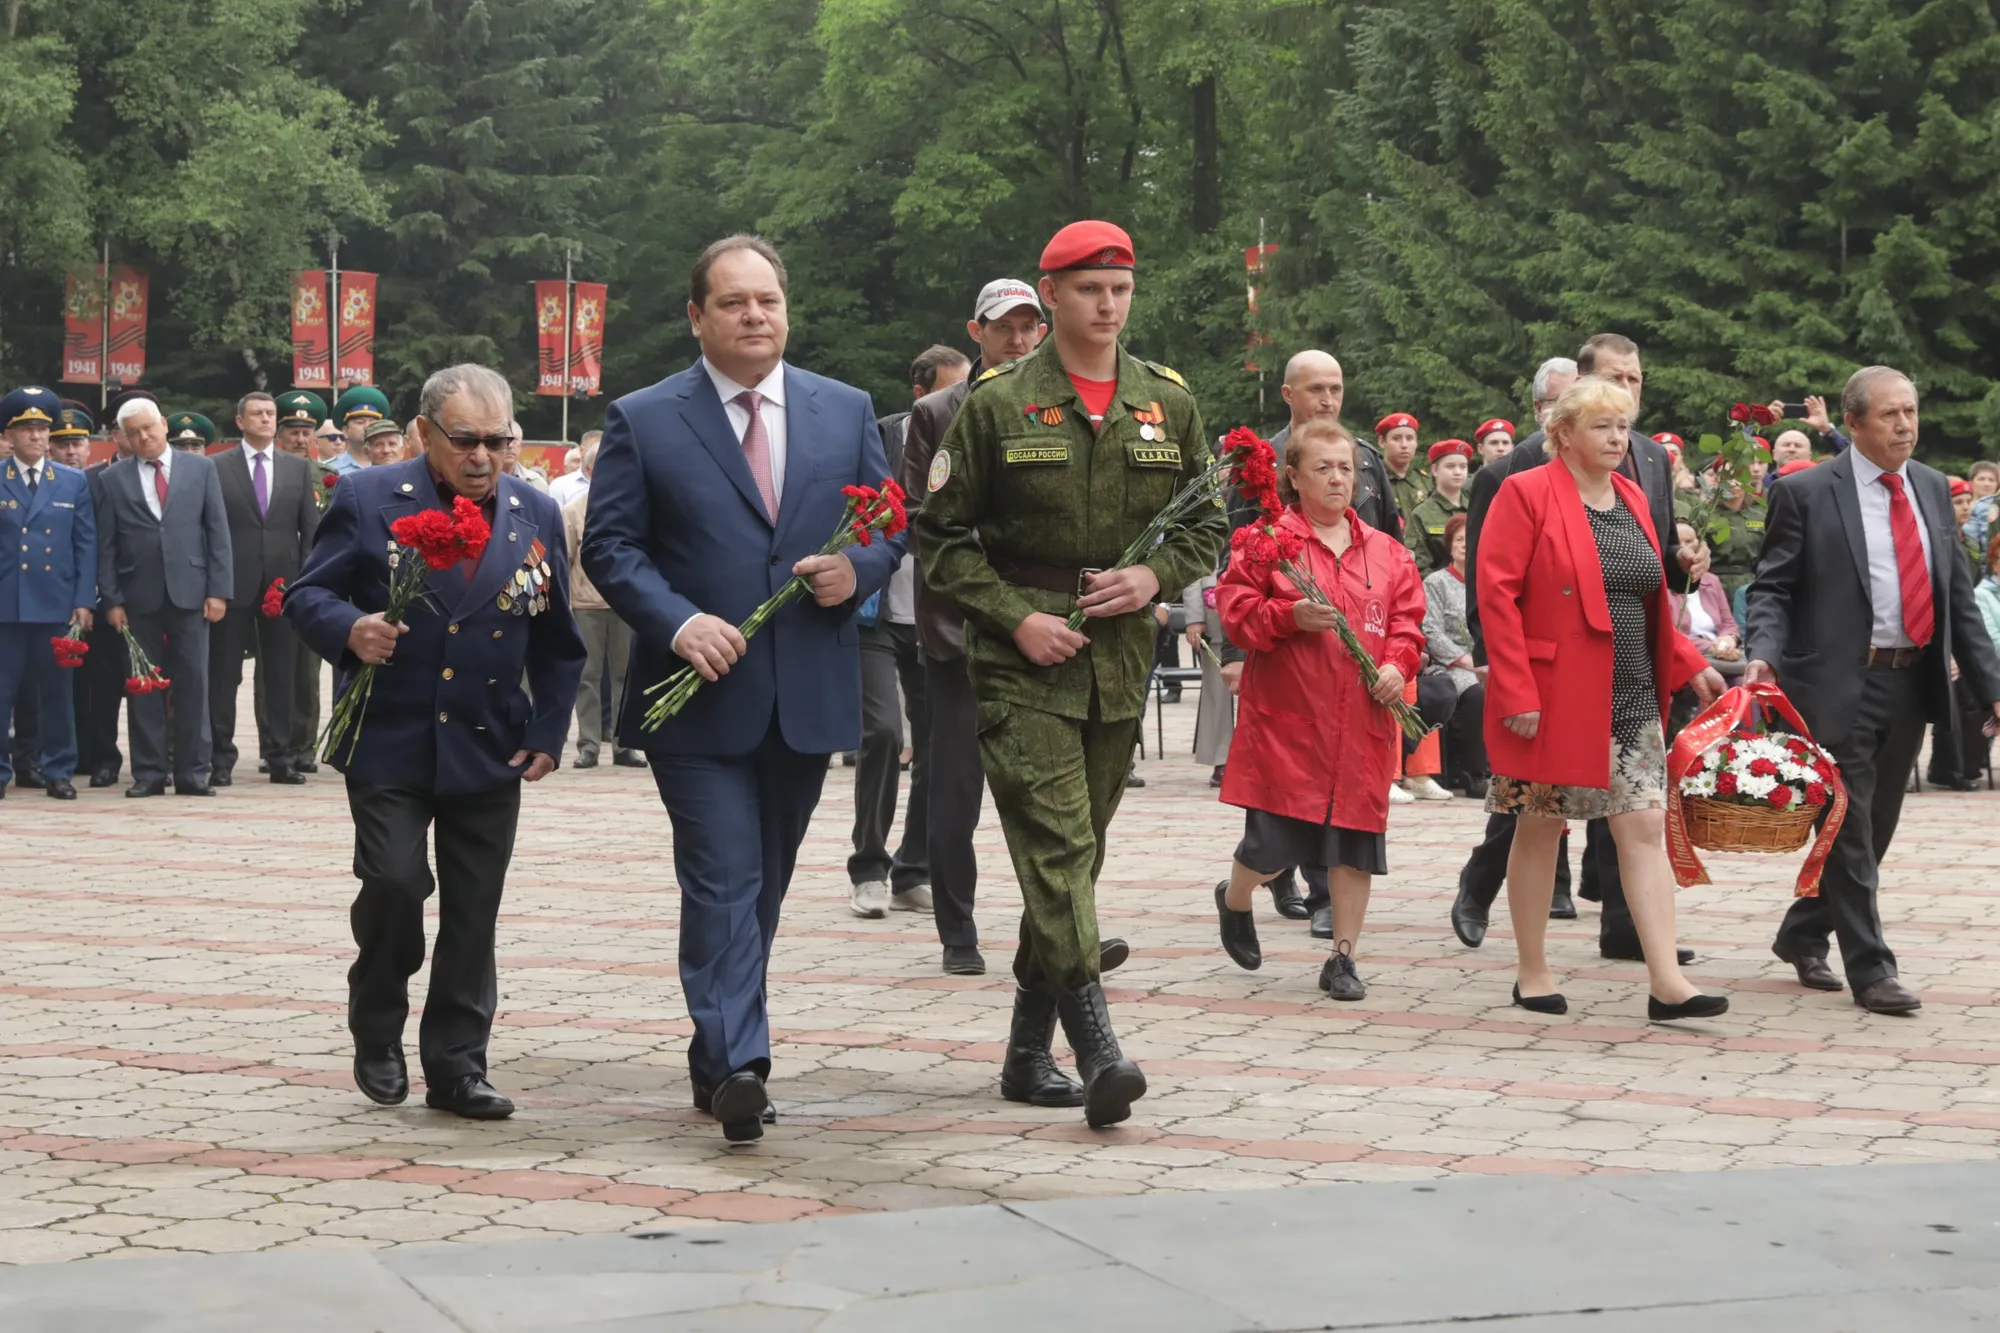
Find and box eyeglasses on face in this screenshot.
[421,416,516,453]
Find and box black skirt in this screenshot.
[1234,807,1388,876]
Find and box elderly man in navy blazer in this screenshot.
[287,363,585,1120]
[0,387,97,801]
[585,234,904,1142]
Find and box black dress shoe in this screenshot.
[1460,775,1488,799]
[174,779,215,797]
[126,779,167,798]
[573,753,599,769]
[354,1044,408,1105]
[1854,976,1922,1014]
[1512,984,1568,1016]
[210,770,233,787]
[296,758,319,774]
[256,759,270,774]
[1267,868,1309,920]
[706,1070,770,1142]
[88,769,118,788]
[1549,885,1578,919]
[44,779,76,800]
[1648,992,1729,1021]
[1215,883,1261,970]
[613,749,648,768]
[1599,936,1696,966]
[1773,947,1842,992]
[425,1075,515,1119]
[269,762,307,785]
[692,1080,778,1124]
[1309,904,1333,939]
[942,945,987,976]
[1451,882,1489,949]
[1099,938,1130,973]
[16,766,45,790]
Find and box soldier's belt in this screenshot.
[991,559,1101,597]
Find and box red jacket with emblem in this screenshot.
[1478,462,1708,787]
[1217,506,1425,834]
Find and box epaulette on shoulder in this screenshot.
[971,360,1022,389]
[1142,359,1187,388]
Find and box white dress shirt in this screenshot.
[674,359,792,651]
[1848,449,1936,649]
[140,447,174,520]
[16,457,44,490]
[241,439,276,505]
[547,470,590,507]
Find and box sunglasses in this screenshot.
[421,416,516,453]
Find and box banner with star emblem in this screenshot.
[533,280,567,395]
[569,281,606,397]
[291,271,332,389]
[61,269,107,384]
[534,280,608,396]
[98,266,149,386]
[336,272,378,387]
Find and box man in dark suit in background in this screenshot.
[1453,335,1709,960]
[97,399,233,797]
[208,391,320,785]
[1747,366,2000,1014]
[585,234,903,1143]
[75,404,137,786]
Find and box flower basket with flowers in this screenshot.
[50,617,90,670]
[1665,682,1848,897]
[641,480,909,730]
[320,496,492,764]
[1220,426,1430,741]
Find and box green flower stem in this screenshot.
[1063,457,1231,632]
[1279,558,1431,742]
[319,550,441,765]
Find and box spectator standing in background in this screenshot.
[563,436,644,771]
[1182,572,1232,788]
[1404,438,1471,576]
[1376,412,1429,518]
[501,423,551,494]
[1422,513,1487,797]
[1475,418,1515,470]
[548,432,598,507]
[1964,460,2000,555]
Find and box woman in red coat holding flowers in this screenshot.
[1480,377,1727,1021]
[1213,420,1426,1001]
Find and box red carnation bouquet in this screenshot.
[50,617,90,670]
[1222,427,1429,740]
[321,496,492,763]
[260,578,286,619]
[1061,442,1235,633]
[118,625,170,695]
[642,480,908,729]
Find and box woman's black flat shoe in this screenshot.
[1648,993,1729,1022]
[1216,883,1261,970]
[1512,983,1567,1015]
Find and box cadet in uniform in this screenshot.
[166,412,218,452]
[259,390,333,773]
[0,387,98,801]
[1377,412,1430,517]
[1403,438,1472,576]
[915,222,1226,1127]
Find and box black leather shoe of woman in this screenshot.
[1647,993,1729,1022]
[1511,984,1567,1016]
[1215,883,1261,970]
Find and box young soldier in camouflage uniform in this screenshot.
[914,221,1226,1128]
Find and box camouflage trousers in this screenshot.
[976,692,1140,992]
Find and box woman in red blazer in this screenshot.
[1480,378,1726,1021]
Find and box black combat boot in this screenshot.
[1056,982,1147,1128]
[999,988,1085,1108]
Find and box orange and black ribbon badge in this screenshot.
[1040,406,1064,427]
[1133,401,1165,425]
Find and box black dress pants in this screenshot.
[345,778,521,1085]
[923,653,984,948]
[849,623,929,891]
[1443,682,1488,781]
[75,617,127,777]
[210,607,296,776]
[1775,665,1926,990]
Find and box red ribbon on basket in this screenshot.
[1665,682,1848,897]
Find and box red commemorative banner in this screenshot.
[533,280,567,395]
[292,271,331,389]
[62,270,106,384]
[104,266,149,386]
[569,281,606,396]
[336,272,378,387]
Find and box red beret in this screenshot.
[1040,221,1135,273]
[1950,476,1972,497]
[1375,413,1419,437]
[1427,439,1472,464]
[1651,432,1685,448]
[1778,459,1816,478]
[1752,436,1772,452]
[1475,418,1515,441]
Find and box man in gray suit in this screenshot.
[98,399,233,797]
[208,391,319,785]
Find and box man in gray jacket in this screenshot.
[98,399,233,797]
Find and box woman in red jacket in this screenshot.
[1480,377,1727,1021]
[1213,421,1426,1001]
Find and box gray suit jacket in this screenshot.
[1747,451,2000,748]
[97,451,234,615]
[213,446,318,605]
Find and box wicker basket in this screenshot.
[1682,796,1819,853]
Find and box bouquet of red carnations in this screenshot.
[1221,427,1429,741]
[1060,449,1235,633]
[320,496,491,763]
[118,625,170,695]
[641,480,908,729]
[50,618,89,670]
[260,578,286,618]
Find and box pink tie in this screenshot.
[735,390,778,521]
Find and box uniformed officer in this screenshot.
[166,412,218,452]
[1377,412,1430,515]
[1403,438,1472,576]
[332,386,391,473]
[0,387,98,801]
[914,221,1226,1128]
[286,363,585,1120]
[258,390,333,774]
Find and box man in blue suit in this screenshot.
[585,235,904,1142]
[288,364,586,1120]
[0,387,97,801]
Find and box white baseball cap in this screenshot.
[973,279,1041,323]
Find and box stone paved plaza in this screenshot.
[1,677,1997,1266]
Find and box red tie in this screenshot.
[1878,472,1934,647]
[151,459,169,512]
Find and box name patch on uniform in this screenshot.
[1004,444,1070,466]
[1131,445,1180,467]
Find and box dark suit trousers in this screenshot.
[0,624,74,783]
[849,623,929,891]
[75,619,127,776]
[210,607,296,774]
[1775,665,1925,990]
[923,654,984,948]
[126,608,211,785]
[256,638,321,764]
[651,720,829,1085]
[345,778,520,1084]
